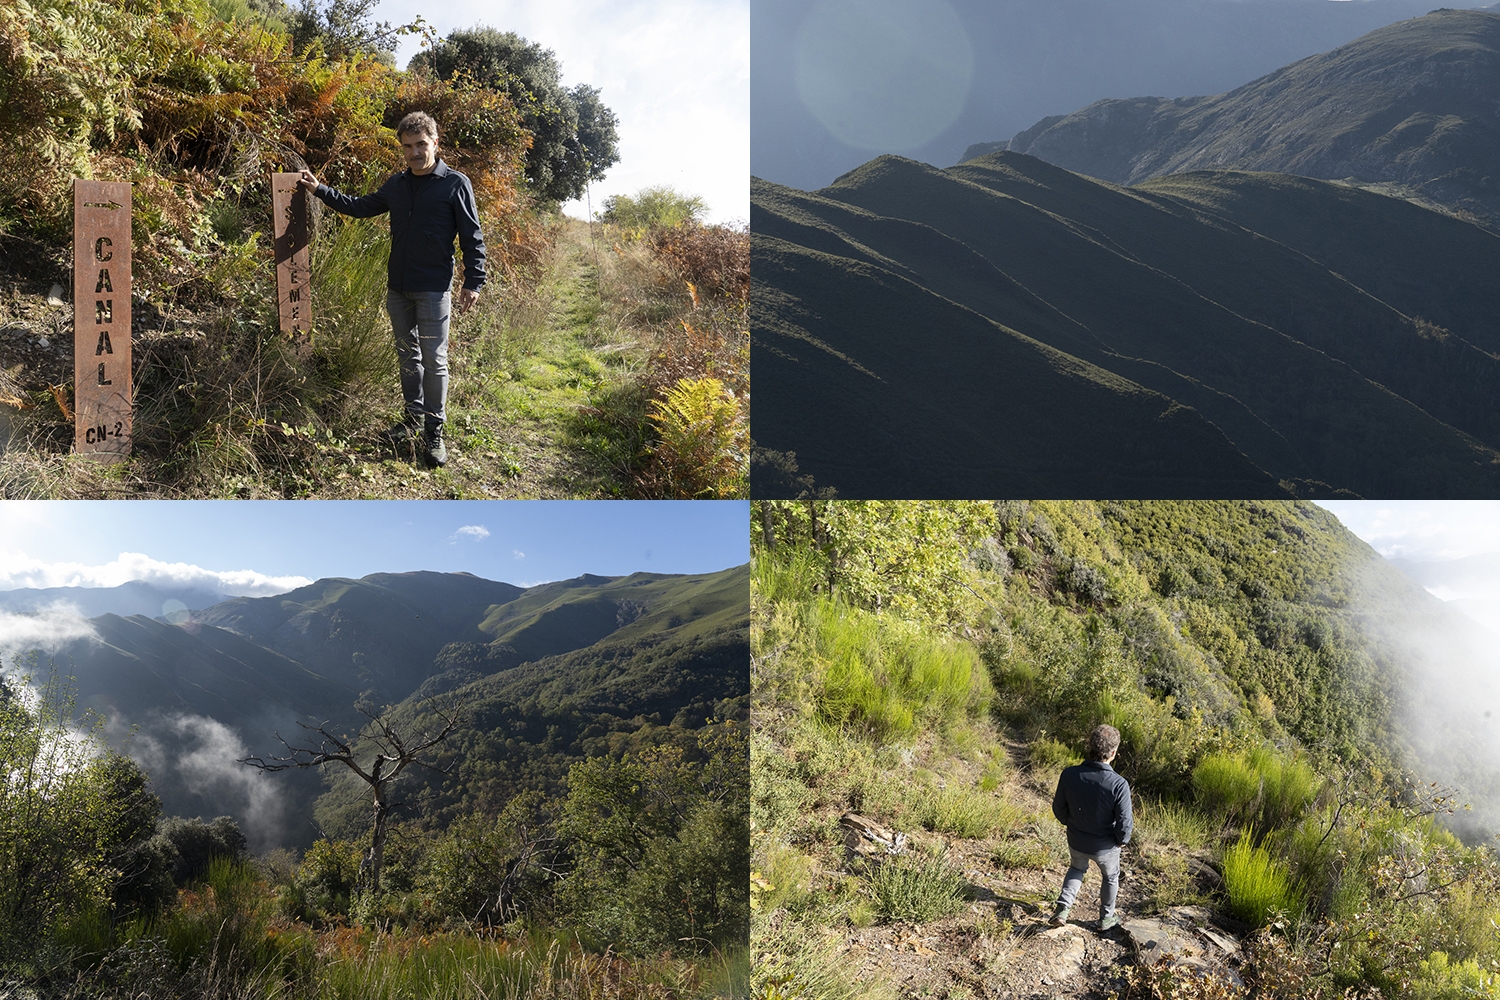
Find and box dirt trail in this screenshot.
[822,740,1243,999]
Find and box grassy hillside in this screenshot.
[985,8,1500,231]
[751,153,1500,498]
[752,500,1500,999]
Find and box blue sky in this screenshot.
[379,0,748,225]
[0,501,749,595]
[1316,501,1500,562]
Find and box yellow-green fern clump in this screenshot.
[649,376,747,498]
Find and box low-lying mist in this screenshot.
[1357,562,1500,843]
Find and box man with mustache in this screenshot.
[298,111,487,468]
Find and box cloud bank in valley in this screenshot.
[0,606,97,664]
[0,551,311,597]
[131,713,289,851]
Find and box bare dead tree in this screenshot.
[239,699,463,895]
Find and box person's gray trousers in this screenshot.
[1057,845,1120,919]
[385,289,450,431]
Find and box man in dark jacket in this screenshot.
[296,111,487,467]
[1050,724,1133,931]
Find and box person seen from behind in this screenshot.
[296,111,486,468]
[1050,723,1132,932]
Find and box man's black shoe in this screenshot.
[382,419,421,443]
[424,427,447,467]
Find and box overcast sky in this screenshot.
[377,0,747,225]
[0,501,749,595]
[1316,501,1500,562]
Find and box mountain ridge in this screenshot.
[969,9,1500,230]
[752,151,1500,498]
[2,567,749,849]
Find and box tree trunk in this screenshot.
[362,759,389,895]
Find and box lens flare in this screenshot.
[795,0,974,152]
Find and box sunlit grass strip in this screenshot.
[1222,831,1302,927]
[313,933,735,999]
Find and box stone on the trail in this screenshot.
[1199,925,1243,960]
[1037,923,1088,982]
[840,812,908,862]
[46,285,65,307]
[1122,907,1244,987]
[1122,916,1204,967]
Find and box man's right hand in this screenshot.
[297,169,320,192]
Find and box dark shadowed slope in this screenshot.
[751,154,1500,498]
[753,183,1284,499]
[977,9,1500,230]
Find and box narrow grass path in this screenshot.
[292,218,649,499]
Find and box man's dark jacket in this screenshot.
[1052,759,1133,854]
[313,158,486,293]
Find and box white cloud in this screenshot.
[131,714,287,850]
[450,525,490,544]
[0,606,97,663]
[0,551,310,597]
[1316,501,1500,562]
[513,550,526,560]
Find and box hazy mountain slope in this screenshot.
[981,9,1500,229]
[0,581,230,618]
[194,572,525,704]
[752,156,1500,498]
[752,182,1285,499]
[53,613,354,732]
[754,0,1478,191]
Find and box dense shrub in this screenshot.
[1222,831,1302,927]
[811,599,990,741]
[866,850,969,924]
[602,186,707,232]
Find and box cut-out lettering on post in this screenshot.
[74,179,131,459]
[272,173,312,338]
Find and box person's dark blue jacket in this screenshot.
[313,158,486,293]
[1052,759,1133,854]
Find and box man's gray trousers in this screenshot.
[386,289,450,431]
[1057,845,1120,920]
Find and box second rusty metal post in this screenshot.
[272,172,312,338]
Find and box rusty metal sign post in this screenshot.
[272,173,312,339]
[73,179,132,460]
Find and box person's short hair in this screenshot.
[395,111,438,141]
[1086,724,1121,762]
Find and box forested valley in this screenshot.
[1,566,749,998]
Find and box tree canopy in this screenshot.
[409,27,621,203]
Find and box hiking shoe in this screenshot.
[382,419,421,443]
[1050,904,1070,927]
[1099,914,1120,933]
[424,427,447,467]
